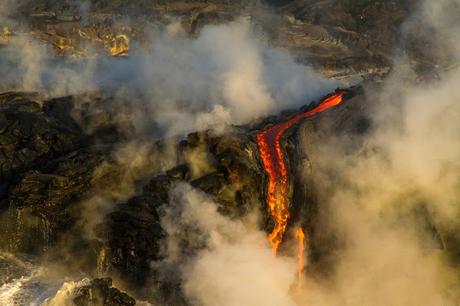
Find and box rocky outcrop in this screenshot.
[73,278,136,306]
[2,147,114,254]
[0,92,82,185]
[96,128,266,290]
[0,92,153,257]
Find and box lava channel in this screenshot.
[257,91,346,253]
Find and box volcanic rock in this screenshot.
[0,92,82,183]
[73,277,136,306]
[0,1,455,304]
[96,128,265,289]
[95,90,361,290]
[0,92,163,258]
[2,0,441,79]
[0,82,448,304]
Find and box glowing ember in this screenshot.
[257,92,345,253]
[295,227,305,285]
[106,34,130,56]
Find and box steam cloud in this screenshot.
[290,1,460,305]
[155,1,460,305]
[294,72,460,306]
[0,19,341,137]
[158,183,298,306]
[0,0,459,305]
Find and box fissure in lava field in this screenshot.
[257,91,347,253]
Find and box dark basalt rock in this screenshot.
[94,175,173,287]
[2,0,452,82]
[97,129,266,291]
[0,147,112,254]
[97,92,366,292]
[3,0,440,80]
[0,1,456,304]
[0,92,83,183]
[73,278,136,306]
[0,92,148,257]
[97,91,365,290]
[166,164,191,180]
[0,83,449,304]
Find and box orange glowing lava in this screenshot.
[296,228,305,284]
[257,92,345,253]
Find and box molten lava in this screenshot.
[257,92,345,253]
[295,228,305,284]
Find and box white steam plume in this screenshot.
[0,19,341,137]
[158,183,298,306]
[290,0,460,304]
[293,65,460,306]
[155,1,460,305]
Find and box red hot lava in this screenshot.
[296,227,306,285]
[257,91,346,253]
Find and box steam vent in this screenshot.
[0,1,459,305]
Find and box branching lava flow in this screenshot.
[257,92,346,253]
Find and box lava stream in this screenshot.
[296,228,306,285]
[257,92,345,253]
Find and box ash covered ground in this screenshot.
[0,1,459,305]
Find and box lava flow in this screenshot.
[257,91,346,253]
[296,228,305,285]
